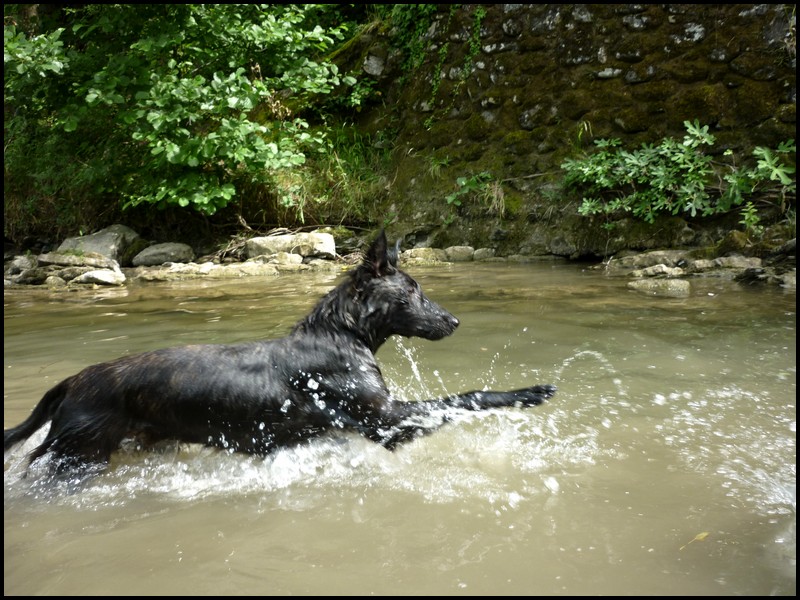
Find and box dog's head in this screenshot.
[354,231,459,343]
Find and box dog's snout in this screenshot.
[438,312,459,338]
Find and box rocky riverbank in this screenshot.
[3,224,796,296]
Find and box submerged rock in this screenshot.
[627,279,691,297]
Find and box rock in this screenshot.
[401,248,448,263]
[38,251,119,270]
[132,242,195,266]
[222,263,283,278]
[13,268,51,285]
[44,275,67,288]
[6,255,36,275]
[126,261,280,282]
[263,252,303,266]
[627,279,691,297]
[245,233,336,259]
[444,246,475,261]
[685,259,717,273]
[363,52,385,77]
[630,264,685,278]
[734,267,770,284]
[548,236,578,258]
[713,256,761,269]
[611,250,689,269]
[54,266,97,281]
[57,224,141,264]
[71,269,126,286]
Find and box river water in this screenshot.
[3,261,796,595]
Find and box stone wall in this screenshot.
[352,4,796,255]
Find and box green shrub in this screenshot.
[4,4,358,231]
[562,120,796,233]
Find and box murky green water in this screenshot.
[4,262,796,595]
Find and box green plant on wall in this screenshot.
[426,153,451,179]
[443,171,504,222]
[738,201,764,237]
[461,6,486,79]
[372,4,440,75]
[562,120,796,233]
[445,171,493,207]
[270,125,393,224]
[721,141,797,213]
[423,5,485,130]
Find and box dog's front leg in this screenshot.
[392,384,557,416]
[441,384,557,410]
[359,384,557,450]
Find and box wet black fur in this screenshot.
[4,231,556,479]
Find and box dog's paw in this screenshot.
[512,384,557,406]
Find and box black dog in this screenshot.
[4,231,555,480]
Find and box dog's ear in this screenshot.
[387,239,401,268]
[363,229,397,277]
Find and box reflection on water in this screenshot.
[4,263,796,595]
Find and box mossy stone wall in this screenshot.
[352,4,796,256]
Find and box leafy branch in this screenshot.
[562,120,796,234]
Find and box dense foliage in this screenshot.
[562,121,796,235]
[4,4,376,241]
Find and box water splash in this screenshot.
[657,385,796,516]
[4,336,610,510]
[554,349,628,399]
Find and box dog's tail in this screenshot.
[4,380,67,452]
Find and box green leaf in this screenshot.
[63,116,79,132]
